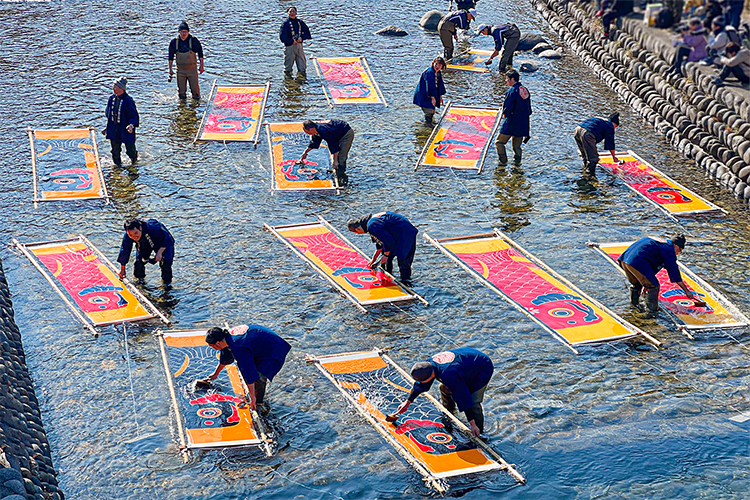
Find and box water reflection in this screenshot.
[567,173,616,214]
[277,77,313,118]
[491,163,532,232]
[169,101,201,142]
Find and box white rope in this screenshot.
[122,323,141,436]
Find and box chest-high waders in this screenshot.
[175,36,200,99]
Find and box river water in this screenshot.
[2,0,750,498]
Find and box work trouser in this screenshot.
[499,25,521,71]
[420,106,436,123]
[672,45,691,75]
[254,375,269,405]
[438,18,457,61]
[177,67,200,100]
[284,43,307,75]
[134,250,174,285]
[335,128,355,183]
[110,139,137,166]
[620,261,659,310]
[719,64,750,84]
[439,383,487,432]
[384,236,417,282]
[574,126,599,176]
[495,134,523,165]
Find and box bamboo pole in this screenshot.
[361,56,388,107]
[308,353,447,493]
[79,234,171,325]
[193,79,217,143]
[318,216,429,306]
[157,331,190,463]
[414,101,452,171]
[476,107,503,175]
[310,57,334,108]
[253,81,271,148]
[89,128,110,204]
[28,128,39,208]
[263,223,368,313]
[13,237,98,336]
[266,124,277,191]
[423,232,580,354]
[380,351,526,484]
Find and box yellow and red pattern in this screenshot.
[28,238,153,325]
[438,234,638,345]
[595,242,748,329]
[267,122,335,191]
[273,223,412,305]
[199,85,267,141]
[316,350,502,479]
[599,151,721,215]
[422,106,500,170]
[31,129,105,201]
[446,49,494,72]
[314,57,384,105]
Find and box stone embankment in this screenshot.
[0,259,63,500]
[532,0,750,204]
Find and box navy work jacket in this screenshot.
[307,119,351,154]
[413,66,446,109]
[280,17,312,46]
[579,117,616,151]
[117,219,175,266]
[499,82,532,137]
[490,23,514,50]
[409,348,493,412]
[225,325,291,384]
[446,11,471,29]
[618,237,682,285]
[105,93,139,144]
[367,212,418,260]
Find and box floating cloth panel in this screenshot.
[265,219,421,310]
[598,151,723,216]
[311,56,387,106]
[446,49,494,72]
[266,122,336,191]
[28,128,107,204]
[13,235,166,333]
[309,350,523,492]
[591,241,750,330]
[195,82,270,143]
[426,232,656,350]
[159,330,267,450]
[416,103,501,173]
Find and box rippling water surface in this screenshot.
[2,0,750,498]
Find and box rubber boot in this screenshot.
[644,288,659,319]
[629,284,642,308]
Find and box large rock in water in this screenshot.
[518,33,547,51]
[518,60,539,72]
[531,42,553,54]
[420,10,444,31]
[375,25,408,36]
[538,49,563,59]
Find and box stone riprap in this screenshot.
[0,259,63,500]
[530,0,750,203]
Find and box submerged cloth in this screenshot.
[366,212,418,260]
[618,237,683,286]
[223,325,291,384]
[105,92,139,144]
[279,17,312,46]
[407,347,493,412]
[499,81,531,137]
[117,219,175,266]
[413,65,445,110]
[577,117,616,151]
[307,119,352,154]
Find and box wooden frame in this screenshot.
[310,56,388,107]
[193,80,270,147]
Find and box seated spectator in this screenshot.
[711,42,750,88]
[701,16,730,65]
[683,0,705,20]
[701,0,723,29]
[672,18,708,75]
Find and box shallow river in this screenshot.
[2,0,750,498]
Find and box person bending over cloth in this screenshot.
[300,119,354,186]
[574,112,621,177]
[393,348,494,437]
[347,212,418,283]
[203,325,291,410]
[117,218,175,285]
[476,23,521,73]
[618,235,705,318]
[437,8,476,61]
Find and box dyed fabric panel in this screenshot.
[315,57,384,105]
[267,122,335,191]
[198,85,268,141]
[161,331,262,448]
[446,49,493,72]
[421,106,500,170]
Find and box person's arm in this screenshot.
[207,363,227,380]
[168,39,175,77]
[369,248,382,268]
[604,127,619,162]
[245,382,257,410]
[332,151,340,168]
[117,234,133,280]
[396,384,427,414]
[301,20,312,41]
[721,51,745,67]
[196,39,205,74]
[279,20,291,45]
[368,223,398,258]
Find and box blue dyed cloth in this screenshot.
[578,117,616,151]
[366,212,418,260]
[409,348,493,412]
[499,82,532,137]
[105,92,139,144]
[618,237,683,285]
[225,325,291,384]
[413,65,445,110]
[307,119,352,154]
[117,219,175,266]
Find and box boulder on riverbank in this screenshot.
[518,61,539,72]
[375,25,408,36]
[538,49,563,59]
[532,42,553,54]
[420,10,444,31]
[518,33,547,51]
